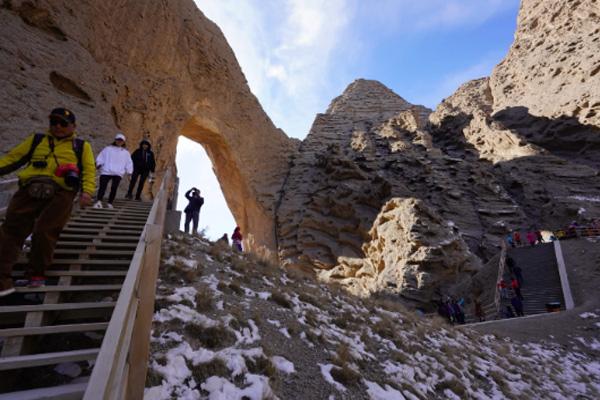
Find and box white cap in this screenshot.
[114,133,126,141]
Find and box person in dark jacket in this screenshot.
[126,139,156,200]
[511,296,524,317]
[184,187,204,235]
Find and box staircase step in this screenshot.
[0,348,99,371]
[0,322,109,337]
[0,381,88,400]
[0,302,116,314]
[15,284,122,293]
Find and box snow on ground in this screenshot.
[145,234,600,400]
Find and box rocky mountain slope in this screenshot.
[145,234,600,399]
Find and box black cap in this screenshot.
[49,108,76,123]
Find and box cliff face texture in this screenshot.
[276,0,600,303]
[0,0,295,249]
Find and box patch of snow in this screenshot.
[234,319,261,345]
[261,277,275,287]
[364,380,405,400]
[154,304,218,327]
[271,356,295,374]
[319,363,346,392]
[167,286,198,307]
[278,328,291,339]
[215,300,224,310]
[201,374,275,400]
[578,207,586,215]
[267,319,281,327]
[257,291,271,300]
[579,312,599,319]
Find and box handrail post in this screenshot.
[494,241,507,319]
[125,223,163,399]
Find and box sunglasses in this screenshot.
[49,117,70,127]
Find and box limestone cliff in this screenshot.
[0,0,296,250]
[276,0,600,304]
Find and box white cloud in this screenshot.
[196,0,356,138]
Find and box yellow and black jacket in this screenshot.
[0,132,96,194]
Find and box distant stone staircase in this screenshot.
[501,243,565,316]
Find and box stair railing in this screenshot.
[84,167,172,400]
[493,240,508,319]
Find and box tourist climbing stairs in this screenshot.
[0,169,171,399]
[500,243,565,316]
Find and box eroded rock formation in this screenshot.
[0,0,296,250]
[276,0,600,304]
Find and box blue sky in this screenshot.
[178,0,520,239]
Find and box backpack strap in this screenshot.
[28,133,46,162]
[72,138,84,173]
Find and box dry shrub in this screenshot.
[330,365,360,387]
[373,317,397,340]
[304,329,324,344]
[298,292,319,307]
[434,378,466,398]
[231,256,252,272]
[332,342,353,366]
[391,350,410,364]
[245,355,276,378]
[184,323,236,349]
[216,281,228,292]
[332,312,356,330]
[145,368,164,387]
[489,369,512,397]
[195,289,213,312]
[189,358,229,384]
[228,281,244,296]
[270,291,292,309]
[304,310,319,327]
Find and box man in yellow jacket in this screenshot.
[0,108,96,296]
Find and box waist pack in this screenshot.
[25,177,58,200]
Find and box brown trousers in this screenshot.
[0,186,75,290]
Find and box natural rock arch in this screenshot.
[0,0,296,251]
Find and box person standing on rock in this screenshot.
[513,231,522,247]
[0,108,96,295]
[526,231,536,247]
[125,139,155,201]
[183,187,204,235]
[231,226,243,252]
[535,229,544,244]
[94,133,133,209]
[506,234,515,248]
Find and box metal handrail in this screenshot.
[84,167,172,400]
[493,241,507,319]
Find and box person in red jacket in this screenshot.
[231,226,243,251]
[513,231,522,247]
[511,277,523,300]
[497,279,508,299]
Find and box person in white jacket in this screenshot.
[94,133,133,208]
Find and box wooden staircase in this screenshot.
[0,199,152,398]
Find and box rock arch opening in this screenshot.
[176,117,291,252]
[176,136,235,239]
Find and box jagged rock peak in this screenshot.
[326,79,426,121]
